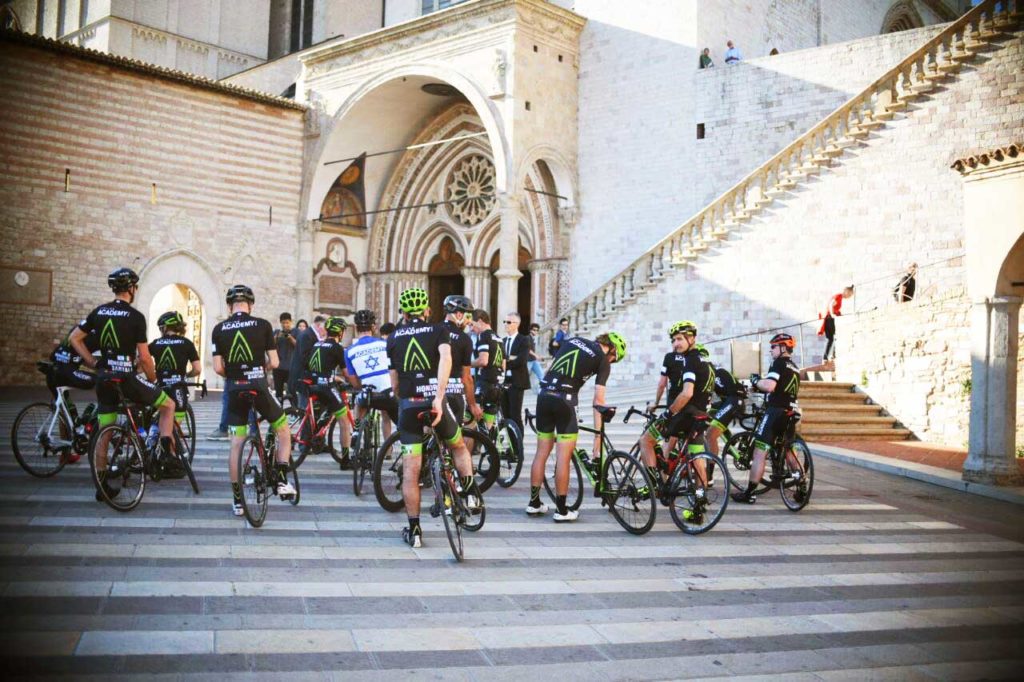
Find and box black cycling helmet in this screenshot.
[108,267,139,293]
[354,309,376,327]
[325,316,347,335]
[443,294,474,314]
[226,284,255,305]
[157,311,185,330]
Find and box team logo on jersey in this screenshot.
[403,337,430,372]
[157,346,178,371]
[784,374,800,396]
[701,370,715,395]
[492,342,504,366]
[550,349,579,377]
[99,319,120,349]
[308,347,323,373]
[228,331,254,363]
[365,355,380,370]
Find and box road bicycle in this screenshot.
[88,376,199,512]
[287,379,355,468]
[623,406,730,535]
[11,362,98,477]
[524,406,656,535]
[236,390,301,527]
[473,384,524,488]
[723,407,814,511]
[350,387,386,496]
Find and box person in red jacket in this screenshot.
[819,285,853,362]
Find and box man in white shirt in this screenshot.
[724,40,743,64]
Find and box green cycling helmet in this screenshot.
[399,287,429,315]
[325,316,347,335]
[157,311,185,330]
[605,331,627,363]
[669,320,697,337]
[694,343,709,358]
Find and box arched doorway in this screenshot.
[489,245,532,323]
[428,236,465,322]
[147,283,206,380]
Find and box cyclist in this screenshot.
[638,322,692,482]
[70,268,176,499]
[442,295,484,426]
[700,343,747,470]
[526,331,626,522]
[386,287,480,549]
[49,325,98,396]
[345,309,398,438]
[470,309,503,432]
[731,333,802,504]
[211,285,294,516]
[149,311,201,475]
[305,316,353,469]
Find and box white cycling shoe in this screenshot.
[553,509,579,523]
[525,502,549,515]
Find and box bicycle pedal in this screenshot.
[429,502,441,518]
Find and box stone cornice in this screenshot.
[951,143,1023,175]
[0,28,305,111]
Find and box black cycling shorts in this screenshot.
[357,389,398,425]
[476,382,501,413]
[446,393,467,425]
[311,384,348,417]
[753,406,795,448]
[96,373,169,420]
[534,393,578,440]
[397,398,460,454]
[49,366,96,394]
[660,405,708,439]
[161,381,190,416]
[227,379,285,430]
[710,398,743,431]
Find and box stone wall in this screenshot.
[0,38,305,387]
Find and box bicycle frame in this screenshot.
[37,388,77,451]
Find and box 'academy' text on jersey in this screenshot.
[385,319,449,400]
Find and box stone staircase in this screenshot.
[799,381,912,441]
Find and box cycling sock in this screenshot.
[529,485,542,504]
[276,462,290,480]
[159,436,172,456]
[231,482,242,502]
[556,495,568,515]
[460,476,475,493]
[408,517,420,532]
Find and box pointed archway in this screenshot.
[428,237,465,322]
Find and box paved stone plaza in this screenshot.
[1,390,1022,680]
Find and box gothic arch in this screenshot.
[881,0,926,33]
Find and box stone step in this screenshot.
[801,426,912,440]
[800,413,896,426]
[803,381,856,390]
[798,402,880,413]
[798,392,867,403]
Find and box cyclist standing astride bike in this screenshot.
[345,309,398,436]
[305,316,352,469]
[386,287,480,549]
[639,322,691,482]
[526,331,626,522]
[442,295,484,427]
[70,267,177,499]
[212,285,294,516]
[49,325,98,395]
[149,311,201,476]
[732,333,801,504]
[700,343,746,464]
[470,309,503,431]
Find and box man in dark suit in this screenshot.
[289,314,325,411]
[501,312,530,433]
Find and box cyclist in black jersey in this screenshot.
[699,343,747,464]
[149,311,201,426]
[386,287,479,549]
[638,321,692,479]
[732,333,802,504]
[526,331,627,522]
[306,316,353,468]
[49,325,98,395]
[211,285,294,516]
[71,268,177,498]
[442,296,483,426]
[470,309,504,430]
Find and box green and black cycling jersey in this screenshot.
[443,321,473,395]
[680,348,715,411]
[306,337,346,385]
[52,325,98,372]
[661,351,688,404]
[765,356,800,408]
[539,336,611,405]
[385,317,450,400]
[149,335,199,384]
[713,365,745,399]
[474,328,503,385]
[211,312,275,381]
[77,299,148,375]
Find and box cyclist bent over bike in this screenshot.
[304,316,352,468]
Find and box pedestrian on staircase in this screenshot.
[724,40,743,64]
[819,285,854,362]
[894,263,918,303]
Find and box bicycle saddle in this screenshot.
[36,361,53,374]
[595,405,617,421]
[417,410,437,424]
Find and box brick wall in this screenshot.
[0,39,305,386]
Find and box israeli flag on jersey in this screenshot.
[344,336,392,392]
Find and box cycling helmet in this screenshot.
[107,267,139,293]
[157,311,185,330]
[399,287,429,315]
[604,331,627,363]
[443,294,474,314]
[669,320,697,337]
[769,333,796,350]
[353,309,376,327]
[225,284,255,305]
[695,343,709,358]
[325,316,347,335]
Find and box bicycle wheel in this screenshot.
[603,450,657,535]
[434,456,464,562]
[494,419,524,488]
[373,431,405,513]
[180,403,196,463]
[12,402,68,478]
[543,450,584,512]
[780,437,814,512]
[667,453,729,535]
[352,414,379,497]
[284,407,308,468]
[174,426,200,495]
[722,430,758,493]
[465,428,499,493]
[90,424,146,512]
[238,435,269,527]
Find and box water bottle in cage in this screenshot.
[146,423,160,450]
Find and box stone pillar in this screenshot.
[494,191,522,316]
[295,219,317,318]
[462,266,491,311]
[526,258,567,328]
[963,296,1023,486]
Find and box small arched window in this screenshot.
[881,0,926,33]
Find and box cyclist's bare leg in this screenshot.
[706,425,723,457]
[529,436,555,487]
[748,446,769,486]
[401,451,422,518]
[554,437,577,495]
[639,430,658,468]
[228,431,244,484]
[450,436,474,479]
[785,446,802,473]
[274,422,292,465]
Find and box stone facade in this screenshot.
[0,37,305,387]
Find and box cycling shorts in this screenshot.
[753,406,795,449]
[159,381,190,417]
[397,398,460,454]
[659,405,708,439]
[534,393,578,441]
[356,389,399,425]
[475,381,501,413]
[311,384,348,417]
[446,394,467,426]
[227,379,285,430]
[95,373,169,422]
[709,398,742,432]
[48,366,96,394]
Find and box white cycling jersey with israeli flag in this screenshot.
[344,335,392,392]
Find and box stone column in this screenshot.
[462,266,491,311]
[494,191,522,316]
[295,219,317,318]
[963,296,1023,486]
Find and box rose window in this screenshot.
[447,155,496,226]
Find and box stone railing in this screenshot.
[547,0,1019,341]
